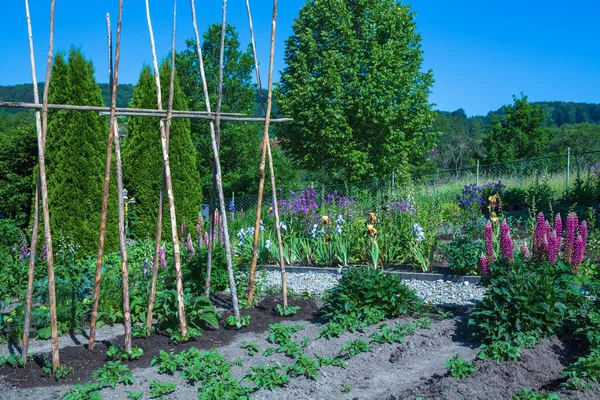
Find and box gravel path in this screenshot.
[263,271,487,306]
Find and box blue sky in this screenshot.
[0,0,598,116]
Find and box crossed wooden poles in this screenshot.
[8,0,288,376]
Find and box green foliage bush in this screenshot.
[320,267,423,328]
[445,354,475,380]
[445,237,483,275]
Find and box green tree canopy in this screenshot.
[0,112,37,225]
[431,109,485,170]
[276,0,436,182]
[484,95,554,163]
[45,48,117,254]
[549,122,600,154]
[123,62,202,239]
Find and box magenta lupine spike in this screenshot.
[554,214,562,237]
[480,254,490,275]
[500,220,514,262]
[159,245,166,269]
[572,234,585,272]
[579,220,588,251]
[187,234,194,260]
[532,212,547,260]
[203,232,209,247]
[520,241,531,258]
[564,213,578,264]
[546,231,559,265]
[484,221,495,264]
[181,222,187,238]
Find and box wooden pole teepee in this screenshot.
[146,0,179,335]
[106,3,131,351]
[246,0,287,307]
[190,0,240,322]
[25,0,60,373]
[145,0,188,338]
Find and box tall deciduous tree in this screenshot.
[45,49,117,254]
[176,24,264,198]
[123,62,202,239]
[277,0,436,182]
[485,95,553,163]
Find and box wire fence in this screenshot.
[222,150,600,213]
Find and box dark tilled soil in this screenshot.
[391,336,600,400]
[0,296,317,389]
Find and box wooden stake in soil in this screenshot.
[145,0,188,338]
[22,0,43,361]
[29,0,60,374]
[106,5,130,351]
[146,0,178,335]
[246,0,287,307]
[205,0,227,299]
[190,0,240,321]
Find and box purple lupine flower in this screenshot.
[196,214,203,249]
[187,234,194,260]
[41,243,47,261]
[204,232,209,247]
[500,220,514,262]
[181,222,187,238]
[159,245,166,269]
[18,240,31,261]
[532,212,547,260]
[143,258,148,276]
[480,254,490,275]
[564,213,578,264]
[484,221,495,264]
[520,241,531,258]
[572,234,585,272]
[579,220,588,252]
[554,214,562,238]
[547,231,559,265]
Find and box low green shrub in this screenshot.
[445,354,475,380]
[445,237,483,275]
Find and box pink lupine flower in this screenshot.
[484,221,495,264]
[187,234,194,260]
[500,220,514,262]
[564,213,578,264]
[204,232,209,247]
[579,220,588,251]
[159,245,166,269]
[554,214,562,238]
[532,212,547,260]
[546,231,559,265]
[572,234,585,272]
[196,214,203,249]
[181,222,187,238]
[480,254,490,275]
[520,241,531,258]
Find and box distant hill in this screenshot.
[0,83,134,112]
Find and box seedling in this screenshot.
[415,317,433,329]
[91,361,134,388]
[341,385,352,393]
[243,365,290,390]
[127,391,145,400]
[106,345,144,361]
[339,339,372,359]
[276,304,300,317]
[149,380,176,399]
[224,315,251,329]
[63,384,102,400]
[41,355,73,381]
[284,354,320,380]
[445,354,475,380]
[318,322,344,339]
[240,341,260,356]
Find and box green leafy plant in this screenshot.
[370,324,413,344]
[445,354,475,380]
[318,322,344,339]
[224,315,251,329]
[151,350,178,374]
[341,385,352,393]
[478,341,521,361]
[276,304,300,317]
[300,337,311,347]
[127,391,145,400]
[240,341,260,356]
[563,348,600,388]
[339,339,372,359]
[132,324,150,338]
[0,353,24,368]
[437,309,454,319]
[415,317,433,329]
[167,327,202,342]
[513,389,561,399]
[63,384,102,400]
[149,380,176,399]
[445,237,483,275]
[41,356,73,380]
[243,365,290,390]
[267,323,304,345]
[106,345,144,361]
[197,374,253,400]
[316,354,347,369]
[90,361,134,389]
[285,354,320,380]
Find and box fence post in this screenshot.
[391,171,395,195]
[231,192,235,219]
[566,147,571,195]
[476,160,480,186]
